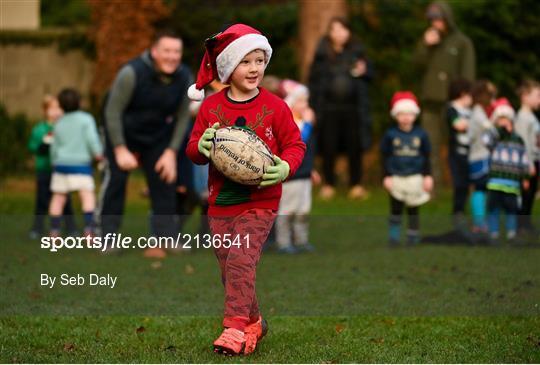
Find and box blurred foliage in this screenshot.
[0,105,32,178]
[41,0,91,27]
[168,0,299,79]
[456,0,540,103]
[0,29,95,57]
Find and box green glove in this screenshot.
[198,123,220,158]
[259,155,290,187]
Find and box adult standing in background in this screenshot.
[413,1,475,183]
[97,30,192,253]
[309,17,373,200]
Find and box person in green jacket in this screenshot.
[27,95,76,238]
[413,1,476,183]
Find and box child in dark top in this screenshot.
[27,95,77,237]
[381,91,433,246]
[446,79,473,230]
[186,24,305,355]
[484,98,530,245]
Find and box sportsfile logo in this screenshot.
[218,144,261,174]
[40,233,251,252]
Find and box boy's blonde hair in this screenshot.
[517,79,540,97]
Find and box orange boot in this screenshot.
[243,316,268,354]
[213,328,245,356]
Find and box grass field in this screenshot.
[1,175,539,363]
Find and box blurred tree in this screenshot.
[454,0,540,105]
[169,0,298,79]
[87,0,170,107]
[0,105,31,178]
[298,0,347,82]
[347,0,426,135]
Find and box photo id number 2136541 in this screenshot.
[182,234,250,249]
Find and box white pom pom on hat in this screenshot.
[187,84,205,101]
[187,24,273,101]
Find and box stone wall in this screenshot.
[0,0,40,30]
[1,42,94,120]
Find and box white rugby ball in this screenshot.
[211,127,274,185]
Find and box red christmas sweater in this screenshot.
[187,87,306,216]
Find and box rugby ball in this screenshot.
[211,127,274,185]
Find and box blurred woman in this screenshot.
[308,17,373,200]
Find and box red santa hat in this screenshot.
[187,24,273,101]
[490,97,515,122]
[390,91,421,117]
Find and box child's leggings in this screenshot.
[470,175,488,229]
[209,208,276,331]
[487,190,519,237]
[389,196,419,241]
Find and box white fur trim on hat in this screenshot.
[391,99,420,117]
[216,33,272,84]
[490,105,515,122]
[187,84,205,101]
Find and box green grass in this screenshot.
[2,316,539,363]
[1,176,539,363]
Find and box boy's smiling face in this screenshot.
[229,49,266,97]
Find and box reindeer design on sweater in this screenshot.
[209,104,274,132]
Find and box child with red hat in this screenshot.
[483,98,530,245]
[380,91,433,246]
[186,24,305,355]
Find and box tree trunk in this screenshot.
[87,0,170,106]
[298,0,347,83]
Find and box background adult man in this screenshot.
[98,30,192,246]
[413,1,476,183]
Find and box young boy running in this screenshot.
[186,24,305,355]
